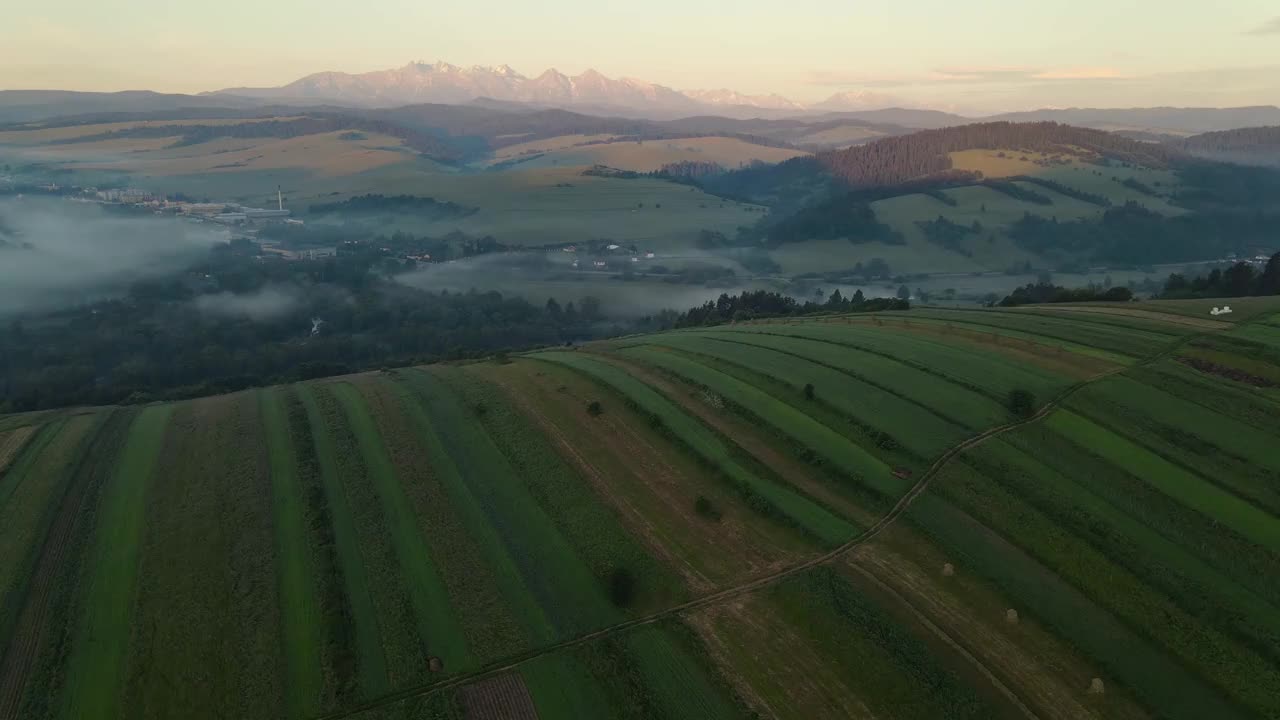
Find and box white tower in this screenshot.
[277,185,283,212]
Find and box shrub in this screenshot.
[1008,389,1037,418]
[694,495,722,521]
[608,567,636,607]
[803,383,815,401]
[587,400,603,417]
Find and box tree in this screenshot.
[587,400,603,417]
[694,496,722,521]
[896,284,911,301]
[1259,253,1280,295]
[803,383,815,401]
[1008,389,1036,418]
[607,567,636,607]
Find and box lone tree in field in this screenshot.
[608,567,636,607]
[803,383,815,401]
[1008,389,1036,419]
[587,400,603,417]
[694,495,722,521]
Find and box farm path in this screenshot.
[270,319,1259,719]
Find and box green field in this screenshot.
[2,301,1278,719]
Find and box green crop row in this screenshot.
[1128,360,1280,429]
[904,493,1251,720]
[845,313,1136,364]
[13,409,137,720]
[260,388,326,718]
[529,621,743,720]
[330,382,473,673]
[307,384,432,688]
[967,438,1280,663]
[0,415,98,651]
[708,321,1071,400]
[438,366,689,614]
[351,376,529,665]
[1006,307,1203,336]
[635,343,922,479]
[932,457,1279,716]
[395,368,620,639]
[1002,420,1280,605]
[59,404,172,720]
[637,334,968,459]
[1067,376,1280,515]
[1048,410,1280,553]
[118,394,285,720]
[1229,323,1280,351]
[531,351,859,546]
[769,566,993,720]
[904,309,1174,358]
[612,347,906,499]
[687,329,1009,429]
[295,384,392,700]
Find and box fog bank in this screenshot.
[0,197,228,315]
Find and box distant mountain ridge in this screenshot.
[210,61,918,118]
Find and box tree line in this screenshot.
[1161,252,1280,299]
[675,289,908,327]
[308,194,477,218]
[997,281,1133,307]
[0,242,657,412]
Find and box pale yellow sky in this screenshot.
[3,1,1278,112]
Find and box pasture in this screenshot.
[0,301,1277,719]
[503,137,808,173]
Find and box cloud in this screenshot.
[1030,67,1130,80]
[931,67,1038,82]
[808,66,1131,88]
[1245,17,1280,35]
[194,286,302,321]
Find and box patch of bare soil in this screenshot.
[458,672,539,720]
[1178,356,1277,387]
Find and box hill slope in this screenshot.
[1175,126,1280,166]
[1,301,1278,719]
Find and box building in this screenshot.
[182,203,230,216]
[243,208,291,220]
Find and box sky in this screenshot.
[2,0,1278,113]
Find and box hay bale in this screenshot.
[941,563,955,577]
[1005,608,1019,624]
[1088,678,1105,695]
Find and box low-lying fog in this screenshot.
[394,252,784,318]
[0,197,228,316]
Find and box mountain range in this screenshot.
[3,60,1279,137]
[211,61,907,119]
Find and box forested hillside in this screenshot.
[1175,126,1280,166]
[711,122,1175,195]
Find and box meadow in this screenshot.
[0,301,1277,719]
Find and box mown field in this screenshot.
[0,300,1277,719]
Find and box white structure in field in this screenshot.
[1210,306,1234,316]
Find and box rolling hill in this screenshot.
[1,299,1278,719]
[1175,125,1280,166]
[704,121,1280,276]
